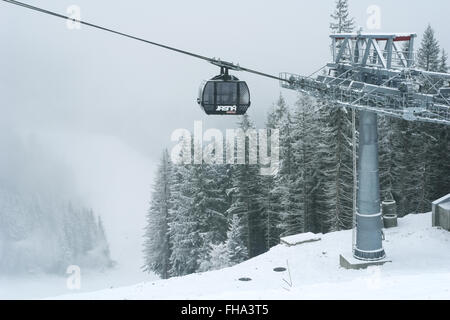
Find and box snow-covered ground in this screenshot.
[0,263,158,300]
[53,212,450,300]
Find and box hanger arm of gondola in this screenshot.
[1,0,289,84]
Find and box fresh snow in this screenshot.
[440,202,450,210]
[280,232,322,246]
[53,212,450,300]
[0,263,158,300]
[433,194,450,205]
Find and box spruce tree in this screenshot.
[292,95,322,233]
[417,25,440,72]
[278,94,321,235]
[95,215,113,268]
[198,215,248,272]
[198,242,230,272]
[168,162,200,277]
[316,102,354,231]
[411,25,450,213]
[0,190,112,274]
[378,116,396,202]
[168,137,230,276]
[435,50,450,199]
[316,0,355,232]
[263,95,289,248]
[439,49,448,73]
[142,150,173,279]
[227,115,266,258]
[226,215,248,265]
[191,163,228,270]
[330,0,355,33]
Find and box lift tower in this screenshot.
[280,33,450,261]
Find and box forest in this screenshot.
[0,187,113,274]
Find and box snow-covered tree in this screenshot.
[439,49,448,73]
[167,156,201,277]
[168,134,230,277]
[318,0,355,232]
[330,0,355,34]
[226,214,248,265]
[278,94,321,235]
[315,102,354,232]
[378,116,396,202]
[198,164,229,245]
[408,25,450,214]
[227,115,266,258]
[418,25,440,72]
[198,214,248,272]
[379,112,450,217]
[94,216,112,267]
[379,118,418,216]
[262,94,289,248]
[291,94,322,233]
[190,163,228,270]
[266,94,289,130]
[198,242,230,272]
[142,150,173,279]
[0,188,112,274]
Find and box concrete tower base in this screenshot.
[340,253,391,270]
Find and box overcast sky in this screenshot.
[1,0,449,268]
[2,0,450,158]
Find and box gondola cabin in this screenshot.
[197,70,251,115]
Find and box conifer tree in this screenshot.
[142,150,173,279]
[330,0,355,34]
[417,25,440,72]
[439,49,448,73]
[190,163,228,269]
[278,94,321,235]
[291,95,322,233]
[226,215,248,264]
[317,0,355,231]
[263,95,289,248]
[316,103,354,231]
[168,162,200,276]
[410,25,450,213]
[227,115,266,258]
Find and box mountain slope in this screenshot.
[55,212,450,300]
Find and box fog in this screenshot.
[1,0,449,274]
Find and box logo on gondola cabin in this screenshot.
[216,105,237,113]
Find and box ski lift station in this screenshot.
[3,0,450,270]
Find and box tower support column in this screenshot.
[354,111,386,261]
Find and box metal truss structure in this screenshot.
[280,33,450,126]
[279,33,450,261]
